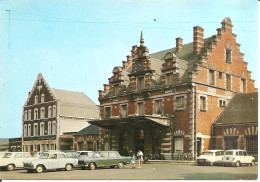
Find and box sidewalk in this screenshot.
[145,160,196,165]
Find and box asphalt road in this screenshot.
[0,163,258,180]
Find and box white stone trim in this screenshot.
[198,94,208,111]
[223,127,239,136]
[244,126,258,136]
[174,94,187,111]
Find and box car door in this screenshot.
[243,151,249,163]
[238,151,244,163]
[109,152,119,166]
[57,154,67,168]
[14,153,23,168]
[215,151,223,163]
[99,152,109,167]
[48,154,59,169]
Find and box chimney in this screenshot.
[176,37,183,52]
[103,84,110,93]
[193,26,204,56]
[221,17,233,31]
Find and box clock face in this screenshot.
[137,61,143,70]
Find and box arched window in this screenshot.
[52,121,56,135]
[34,123,38,136]
[24,110,28,121]
[40,122,45,136]
[53,105,56,117]
[24,125,27,137]
[48,121,52,135]
[41,107,45,119]
[41,94,45,103]
[48,106,52,118]
[35,95,38,104]
[28,124,31,137]
[34,109,38,120]
[28,110,31,121]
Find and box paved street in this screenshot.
[0,163,258,180]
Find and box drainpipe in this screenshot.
[191,83,197,160]
[170,116,174,160]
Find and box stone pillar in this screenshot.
[144,129,152,155]
[161,128,172,160]
[111,131,120,151]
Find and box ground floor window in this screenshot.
[224,136,238,150]
[246,136,258,153]
[175,137,183,153]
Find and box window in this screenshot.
[225,48,232,63]
[52,121,56,135]
[28,110,31,121]
[28,124,31,137]
[154,100,162,114]
[53,105,56,117]
[58,154,66,159]
[24,110,28,121]
[104,107,112,119]
[215,151,224,156]
[219,99,226,107]
[48,106,52,118]
[40,107,45,119]
[226,74,231,90]
[114,84,119,95]
[109,152,119,158]
[35,95,38,104]
[175,138,183,153]
[200,96,207,111]
[100,152,109,158]
[41,94,45,103]
[24,125,27,137]
[136,102,144,116]
[120,105,128,118]
[246,136,257,153]
[241,79,246,93]
[40,122,45,136]
[209,70,215,86]
[34,109,38,120]
[166,73,174,86]
[176,96,185,109]
[219,72,223,79]
[14,153,22,158]
[48,121,52,135]
[34,123,38,136]
[224,136,238,150]
[137,76,145,91]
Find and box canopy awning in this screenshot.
[89,115,171,130]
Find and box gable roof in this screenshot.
[214,92,258,125]
[73,124,100,136]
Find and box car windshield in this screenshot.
[0,153,5,158]
[66,152,76,157]
[39,153,49,159]
[74,152,81,157]
[201,152,213,156]
[225,151,234,155]
[3,153,12,158]
[92,152,101,158]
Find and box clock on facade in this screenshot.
[137,61,143,70]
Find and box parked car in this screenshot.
[78,151,130,170]
[222,149,255,167]
[0,152,33,171]
[0,152,7,159]
[196,150,224,166]
[23,151,78,173]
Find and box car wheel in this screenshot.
[65,164,72,171]
[7,164,15,171]
[110,166,115,168]
[117,162,124,169]
[89,163,96,170]
[197,163,201,166]
[235,161,240,167]
[250,160,255,166]
[36,165,44,173]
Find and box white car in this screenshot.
[223,150,255,167]
[23,151,78,173]
[0,152,33,171]
[196,150,224,166]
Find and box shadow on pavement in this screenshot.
[179,172,258,180]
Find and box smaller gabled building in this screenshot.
[22,73,99,152]
[73,125,100,151]
[213,92,258,159]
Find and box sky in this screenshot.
[0,0,258,138]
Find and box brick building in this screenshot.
[22,73,99,152]
[89,17,256,159]
[213,92,258,160]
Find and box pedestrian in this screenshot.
[131,154,135,169]
[137,150,143,168]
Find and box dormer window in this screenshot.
[114,84,119,95]
[137,76,145,91]
[120,105,128,118]
[209,69,215,86]
[41,94,45,103]
[166,73,174,86]
[241,78,246,93]
[225,48,232,63]
[226,74,231,90]
[104,107,112,119]
[136,102,144,116]
[35,95,38,104]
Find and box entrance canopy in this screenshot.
[89,115,171,130]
